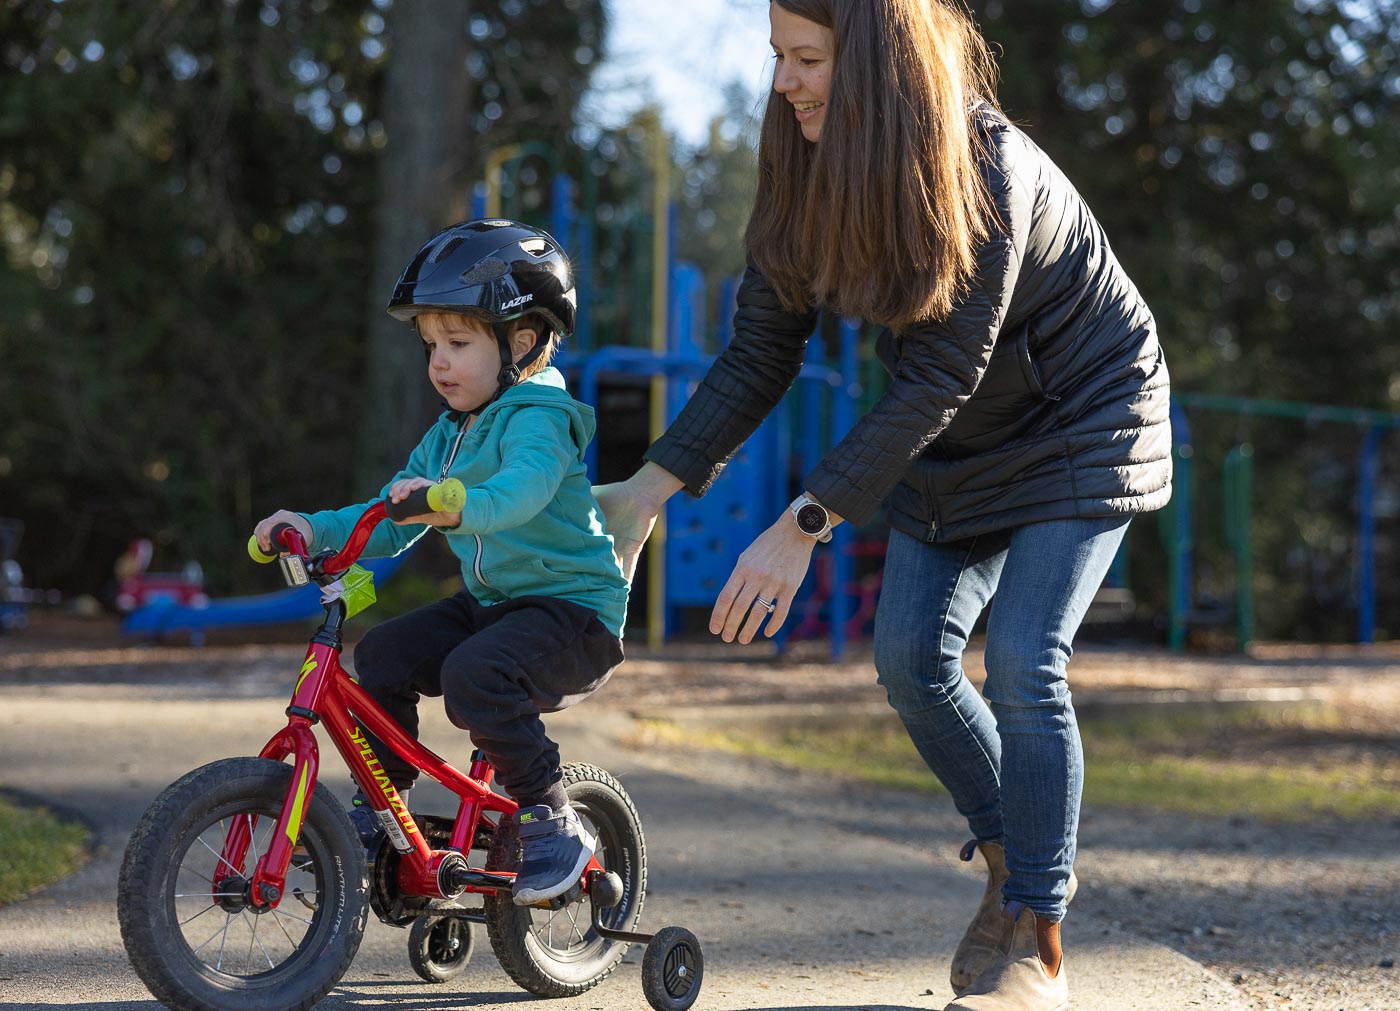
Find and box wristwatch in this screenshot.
[789,493,833,543]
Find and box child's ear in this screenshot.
[509,326,537,362]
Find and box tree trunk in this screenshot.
[358,0,475,490]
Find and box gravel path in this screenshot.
[2,622,1398,1009]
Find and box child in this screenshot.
[253,219,628,906]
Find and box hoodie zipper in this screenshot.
[438,417,495,591]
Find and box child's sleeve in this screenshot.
[298,433,439,557]
[454,408,574,534]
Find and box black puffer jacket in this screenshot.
[645,105,1172,543]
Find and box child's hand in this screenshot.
[387,477,463,529]
[252,511,313,553]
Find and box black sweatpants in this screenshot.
[351,590,623,809]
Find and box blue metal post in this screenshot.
[470,182,487,220]
[550,174,574,259]
[718,275,739,350]
[827,317,862,659]
[1358,426,1382,643]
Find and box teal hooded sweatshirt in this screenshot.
[301,368,628,637]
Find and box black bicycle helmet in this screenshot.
[387,219,577,402]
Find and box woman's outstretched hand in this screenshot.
[710,514,818,644]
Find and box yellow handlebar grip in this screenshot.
[248,535,277,564]
[428,478,467,513]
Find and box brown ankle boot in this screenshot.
[949,842,1078,996]
[949,840,1009,993]
[945,904,1069,1011]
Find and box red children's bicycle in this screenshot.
[116,480,702,1011]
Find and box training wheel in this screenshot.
[641,925,703,1011]
[407,914,474,983]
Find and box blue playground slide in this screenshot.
[122,554,410,642]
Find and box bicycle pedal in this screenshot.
[526,882,584,911]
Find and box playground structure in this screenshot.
[114,126,1397,653]
[473,124,884,657]
[122,553,410,646]
[1165,394,1399,651]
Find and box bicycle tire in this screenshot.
[117,757,370,1011]
[483,762,647,997]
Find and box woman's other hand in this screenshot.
[710,514,819,644]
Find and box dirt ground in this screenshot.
[3,612,1399,1009]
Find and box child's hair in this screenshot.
[418,309,560,379]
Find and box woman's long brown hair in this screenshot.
[746,0,1000,331]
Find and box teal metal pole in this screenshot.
[1167,404,1194,651]
[1224,445,1254,652]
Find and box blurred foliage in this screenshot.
[964,0,1398,641]
[1,0,1396,643]
[0,0,604,598]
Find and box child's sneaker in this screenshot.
[511,804,596,906]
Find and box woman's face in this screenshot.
[769,3,835,143]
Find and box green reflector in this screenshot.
[342,564,377,618]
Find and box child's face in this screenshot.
[418,313,533,414]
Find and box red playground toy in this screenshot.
[113,538,208,613]
[115,479,702,1011]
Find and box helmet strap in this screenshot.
[490,320,547,404]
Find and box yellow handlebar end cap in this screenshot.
[248,535,276,564]
[430,478,467,513]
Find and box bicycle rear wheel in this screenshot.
[117,757,370,1011]
[484,762,647,997]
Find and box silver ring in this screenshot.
[754,596,777,613]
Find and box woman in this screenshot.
[596,1,1171,1008]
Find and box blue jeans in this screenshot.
[872,516,1130,922]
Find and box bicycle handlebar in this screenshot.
[384,478,467,522]
[245,478,466,576]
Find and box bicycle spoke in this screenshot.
[270,907,303,947]
[245,814,261,865]
[188,918,227,957]
[176,902,222,929]
[246,913,277,971]
[563,904,587,947]
[271,907,315,927]
[196,832,240,878]
[214,910,234,971]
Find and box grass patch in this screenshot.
[0,792,90,906]
[639,703,1400,824]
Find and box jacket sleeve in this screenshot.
[643,266,818,496]
[804,127,1032,525]
[453,407,574,534]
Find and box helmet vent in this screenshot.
[461,258,510,285]
[430,236,464,263]
[520,238,552,256]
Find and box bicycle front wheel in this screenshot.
[117,757,369,1011]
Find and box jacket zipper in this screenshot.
[472,534,493,590]
[438,417,494,590]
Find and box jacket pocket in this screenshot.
[1017,325,1060,402]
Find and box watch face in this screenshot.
[796,503,827,535]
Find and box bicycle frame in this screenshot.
[221,499,599,911]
